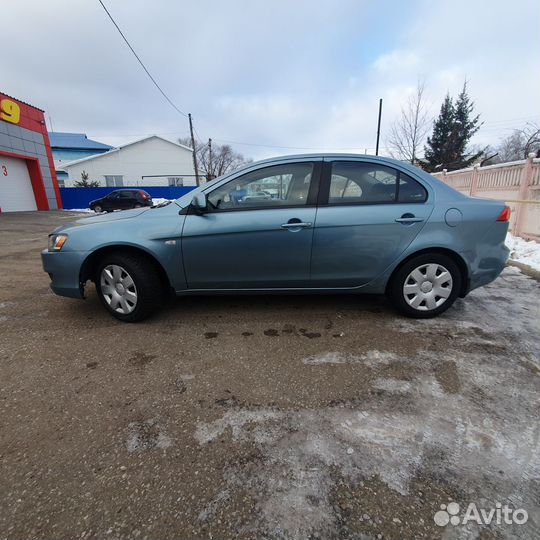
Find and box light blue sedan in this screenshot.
[42,154,510,322]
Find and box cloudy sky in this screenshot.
[2,0,538,160]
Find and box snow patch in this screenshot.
[194,346,539,539]
[151,197,173,206]
[302,350,398,366]
[506,232,540,272]
[371,378,413,393]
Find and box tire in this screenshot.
[95,253,164,322]
[389,253,462,319]
[94,205,103,213]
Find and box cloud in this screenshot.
[1,0,538,160]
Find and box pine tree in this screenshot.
[450,82,483,168]
[74,170,100,188]
[422,94,455,171]
[422,82,483,171]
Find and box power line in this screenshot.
[482,116,538,127]
[211,138,389,151]
[88,130,390,152]
[97,0,188,118]
[192,125,205,145]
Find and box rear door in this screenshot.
[182,160,321,289]
[310,159,433,287]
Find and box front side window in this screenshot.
[207,163,314,211]
[327,162,426,204]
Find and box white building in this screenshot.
[59,135,201,187]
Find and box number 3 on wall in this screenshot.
[0,99,21,125]
[2,165,7,176]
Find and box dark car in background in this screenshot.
[89,189,152,213]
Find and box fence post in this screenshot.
[514,153,535,238]
[469,164,480,196]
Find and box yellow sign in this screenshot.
[0,99,21,124]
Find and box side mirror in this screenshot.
[191,192,207,214]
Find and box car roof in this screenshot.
[223,153,466,199]
[174,153,467,207]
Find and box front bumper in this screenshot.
[41,249,89,299]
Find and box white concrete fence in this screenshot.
[433,154,540,240]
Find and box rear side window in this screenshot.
[328,162,397,204]
[398,173,427,203]
[327,162,427,204]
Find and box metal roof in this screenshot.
[48,132,113,151]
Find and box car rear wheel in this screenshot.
[389,253,461,318]
[95,253,163,322]
[94,205,103,213]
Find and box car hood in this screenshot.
[51,208,150,234]
[73,207,150,225]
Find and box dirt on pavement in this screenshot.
[0,211,539,540]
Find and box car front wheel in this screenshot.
[389,253,461,318]
[93,205,103,213]
[95,253,163,322]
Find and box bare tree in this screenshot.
[496,123,540,162]
[179,138,252,181]
[387,81,431,164]
[520,123,540,157]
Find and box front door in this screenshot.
[182,161,321,289]
[311,160,434,287]
[117,191,134,209]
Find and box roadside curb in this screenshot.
[507,260,540,282]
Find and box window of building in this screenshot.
[104,175,124,187]
[168,177,184,186]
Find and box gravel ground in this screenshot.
[0,211,539,540]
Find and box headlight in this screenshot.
[48,234,68,252]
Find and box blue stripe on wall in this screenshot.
[60,186,196,209]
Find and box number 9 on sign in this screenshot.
[0,99,21,124]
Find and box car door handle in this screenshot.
[395,216,424,223]
[281,222,312,229]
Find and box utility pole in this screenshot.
[188,113,200,186]
[375,98,383,156]
[208,138,213,182]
